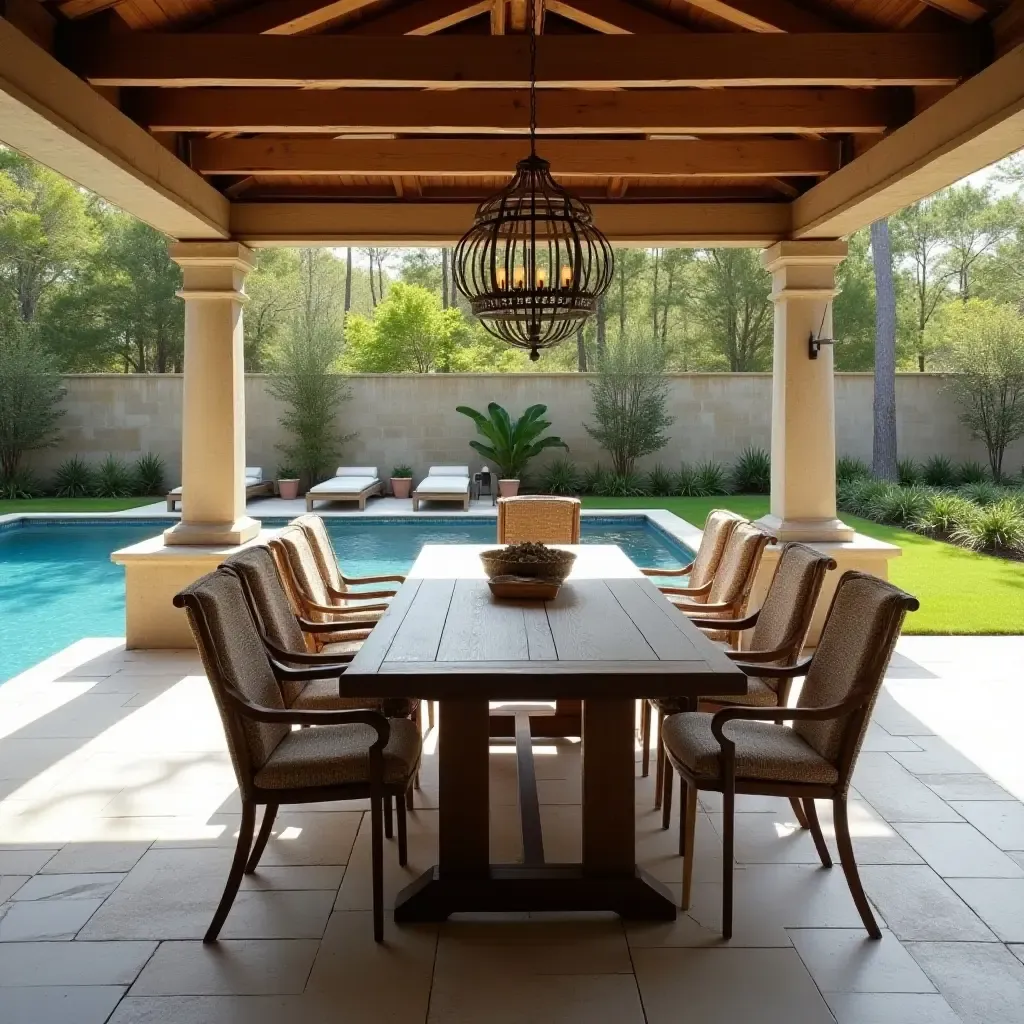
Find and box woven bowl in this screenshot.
[480,548,577,583]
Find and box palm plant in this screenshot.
[456,402,567,481]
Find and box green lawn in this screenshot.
[583,496,1024,635]
[0,497,162,514]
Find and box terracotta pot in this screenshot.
[278,479,300,500]
[391,477,413,499]
[498,479,520,498]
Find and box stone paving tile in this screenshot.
[824,992,962,1024]
[0,897,105,941]
[0,939,156,987]
[788,929,936,994]
[948,800,1024,851]
[11,872,125,901]
[107,994,321,1024]
[0,985,127,1024]
[852,754,964,824]
[919,774,1015,802]
[945,877,1024,942]
[892,822,1024,878]
[40,841,152,874]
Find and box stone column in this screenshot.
[164,241,259,547]
[757,240,854,544]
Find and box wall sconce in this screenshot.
[808,304,834,359]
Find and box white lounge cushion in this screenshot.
[168,486,181,497]
[334,466,378,478]
[308,476,378,495]
[416,476,469,494]
[245,467,263,483]
[427,465,469,478]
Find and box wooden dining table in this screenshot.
[343,543,746,922]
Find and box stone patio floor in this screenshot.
[1,636,1024,1023]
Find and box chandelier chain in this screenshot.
[529,0,537,159]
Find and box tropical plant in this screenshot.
[897,459,923,486]
[646,463,677,498]
[603,472,650,497]
[53,455,94,498]
[584,331,673,476]
[0,467,43,499]
[133,453,165,496]
[959,480,1001,506]
[836,456,871,484]
[951,499,1024,553]
[391,465,413,478]
[537,456,582,496]
[456,402,568,481]
[731,446,771,494]
[867,484,932,526]
[693,460,729,497]
[580,465,612,496]
[94,454,134,498]
[922,455,957,488]
[956,460,989,484]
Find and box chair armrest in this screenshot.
[641,560,694,578]
[299,617,379,634]
[324,584,397,602]
[659,579,713,597]
[302,597,389,616]
[265,641,357,667]
[710,692,863,749]
[689,610,759,632]
[729,657,812,679]
[270,658,354,683]
[676,600,737,614]
[723,645,795,665]
[340,573,406,586]
[224,688,390,743]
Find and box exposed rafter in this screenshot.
[72,33,976,88]
[130,86,898,136]
[348,0,490,35]
[545,0,686,33]
[189,137,839,177]
[678,0,835,33]
[916,0,989,22]
[993,0,1024,56]
[201,0,378,35]
[491,0,506,32]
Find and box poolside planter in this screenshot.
[278,479,300,500]
[498,479,520,497]
[391,477,413,499]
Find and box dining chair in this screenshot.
[661,570,919,940]
[174,568,422,944]
[496,495,582,544]
[293,513,407,596]
[652,543,838,827]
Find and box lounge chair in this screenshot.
[166,467,273,511]
[305,467,383,512]
[412,465,471,511]
[497,495,581,544]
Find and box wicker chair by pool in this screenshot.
[496,495,581,544]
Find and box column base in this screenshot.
[756,513,856,544]
[112,531,271,648]
[163,516,260,547]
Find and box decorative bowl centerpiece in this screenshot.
[480,542,577,584]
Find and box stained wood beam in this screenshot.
[348,0,490,34]
[792,43,1024,238]
[201,0,378,35]
[679,0,835,32]
[72,33,976,88]
[0,15,227,239]
[993,0,1024,57]
[131,86,901,135]
[190,137,838,177]
[230,200,791,246]
[546,0,684,34]
[491,0,506,32]
[917,0,988,22]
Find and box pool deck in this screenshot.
[1,635,1024,1023]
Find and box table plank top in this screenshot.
[342,545,746,700]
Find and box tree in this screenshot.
[584,330,674,475]
[0,317,65,478]
[244,247,299,372]
[833,228,877,372]
[870,219,898,481]
[344,247,353,313]
[933,299,1024,480]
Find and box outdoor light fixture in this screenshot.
[452,0,614,361]
[808,304,835,359]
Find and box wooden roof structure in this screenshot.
[1,0,1023,244]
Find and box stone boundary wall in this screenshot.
[32,372,1015,485]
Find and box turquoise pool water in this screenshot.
[0,516,693,683]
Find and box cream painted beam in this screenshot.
[230,200,791,246]
[347,0,490,34]
[191,137,838,177]
[680,0,835,32]
[792,43,1024,239]
[0,16,227,240]
[545,0,688,33]
[202,0,378,34]
[72,33,975,88]
[133,86,897,136]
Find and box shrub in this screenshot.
[94,454,134,498]
[868,484,932,526]
[133,453,165,496]
[951,499,1024,553]
[676,460,728,498]
[0,467,43,499]
[913,492,977,535]
[604,472,650,497]
[391,465,413,478]
[457,402,567,480]
[537,456,582,496]
[646,463,677,498]
[836,456,871,485]
[922,455,957,488]
[53,456,94,498]
[957,459,990,485]
[731,446,771,494]
[959,480,1001,506]
[581,465,611,496]
[837,478,889,518]
[897,459,922,486]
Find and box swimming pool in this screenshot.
[0,516,693,683]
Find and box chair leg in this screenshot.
[396,789,408,867]
[802,798,833,869]
[681,783,698,911]
[722,780,735,941]
[370,793,385,943]
[789,797,810,829]
[384,793,394,840]
[662,762,674,831]
[653,711,666,810]
[640,700,651,778]
[833,795,882,940]
[244,802,278,874]
[427,700,435,730]
[405,784,414,811]
[205,800,256,944]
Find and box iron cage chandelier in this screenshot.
[452,0,614,361]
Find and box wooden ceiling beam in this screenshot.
[201,0,378,35]
[545,0,687,34]
[491,0,506,32]
[130,86,901,135]
[189,137,839,177]
[347,0,490,35]
[993,0,1024,57]
[72,33,976,88]
[230,199,791,246]
[916,0,989,22]
[678,0,836,33]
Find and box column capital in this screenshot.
[761,240,847,274]
[168,241,257,273]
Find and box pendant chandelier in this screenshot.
[452,0,614,361]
